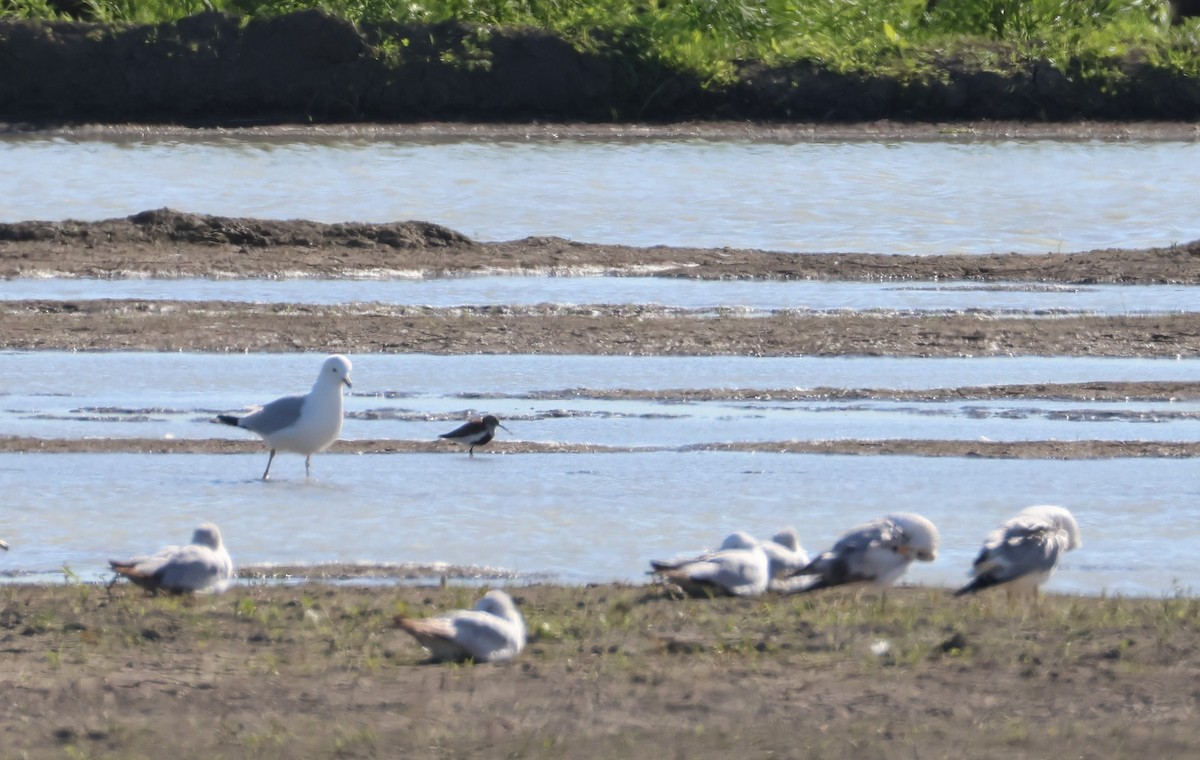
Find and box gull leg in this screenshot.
[468,444,475,458]
[305,455,313,478]
[262,449,277,481]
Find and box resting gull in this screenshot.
[108,522,233,595]
[394,590,526,663]
[217,354,353,480]
[647,530,757,572]
[762,526,810,579]
[955,505,1082,599]
[0,538,8,550]
[438,414,511,457]
[778,512,940,594]
[650,532,770,597]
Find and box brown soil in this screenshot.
[4,434,1200,460]
[2,583,1197,759]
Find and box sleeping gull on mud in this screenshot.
[776,512,940,594]
[761,526,810,580]
[955,505,1082,600]
[393,589,526,663]
[651,527,808,584]
[650,532,771,597]
[438,414,511,457]
[647,530,758,571]
[108,522,233,595]
[217,354,353,480]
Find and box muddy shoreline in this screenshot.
[4,299,1200,357]
[5,209,1200,284]
[4,435,1199,460]
[1,583,1197,758]
[9,119,1200,142]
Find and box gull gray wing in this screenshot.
[956,523,1065,596]
[451,613,523,662]
[237,394,306,436]
[157,545,230,593]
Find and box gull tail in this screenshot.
[954,575,999,597]
[108,560,166,592]
[108,560,148,579]
[649,558,688,572]
[216,414,241,427]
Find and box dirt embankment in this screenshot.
[4,9,1200,125]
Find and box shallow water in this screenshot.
[3,136,1200,254]
[11,351,1200,397]
[7,352,1200,443]
[2,277,1197,315]
[1,452,1195,597]
[4,133,1199,599]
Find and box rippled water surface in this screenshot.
[5,351,1200,445]
[2,352,1199,595]
[1,452,1196,596]
[4,136,1200,253]
[3,133,1198,598]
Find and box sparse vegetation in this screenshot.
[2,582,1195,757]
[3,0,1200,88]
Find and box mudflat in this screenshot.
[3,172,1200,757]
[2,582,1197,759]
[3,208,1200,359]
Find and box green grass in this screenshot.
[4,0,1200,86]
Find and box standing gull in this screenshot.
[393,590,526,663]
[217,354,353,480]
[439,414,510,457]
[650,532,771,597]
[779,512,940,594]
[108,522,234,595]
[955,505,1082,599]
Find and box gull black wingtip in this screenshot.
[954,577,993,597]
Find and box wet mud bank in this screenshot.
[4,299,1200,357]
[4,435,1199,460]
[5,210,1200,284]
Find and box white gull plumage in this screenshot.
[217,354,353,480]
[778,512,940,594]
[108,522,234,595]
[955,505,1082,599]
[761,527,810,580]
[393,590,526,663]
[650,531,771,597]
